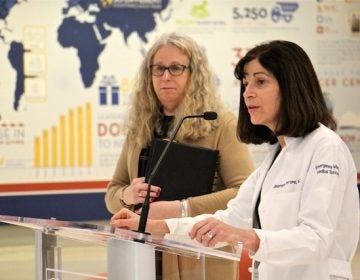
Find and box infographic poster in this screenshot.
[0,0,359,197]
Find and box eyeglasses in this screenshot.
[150,64,190,77]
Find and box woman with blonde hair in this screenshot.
[105,32,254,279]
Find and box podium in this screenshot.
[0,215,242,280]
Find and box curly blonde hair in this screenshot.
[127,32,224,147]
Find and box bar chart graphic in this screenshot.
[33,102,93,168]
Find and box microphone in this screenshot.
[203,111,217,120]
[137,111,218,234]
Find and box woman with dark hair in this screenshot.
[236,40,336,145]
[111,40,359,280]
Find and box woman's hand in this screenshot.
[189,217,260,253]
[135,200,182,219]
[123,177,161,205]
[111,208,141,231]
[111,208,170,236]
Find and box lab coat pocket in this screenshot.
[260,191,301,230]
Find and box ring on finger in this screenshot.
[206,231,214,239]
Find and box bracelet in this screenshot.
[119,186,132,209]
[180,199,189,218]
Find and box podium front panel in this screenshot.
[0,215,242,280]
[39,232,108,280]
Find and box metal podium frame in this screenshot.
[0,215,242,280]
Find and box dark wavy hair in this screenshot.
[234,40,337,144]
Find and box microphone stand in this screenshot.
[137,114,205,234]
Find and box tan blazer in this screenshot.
[105,110,254,280]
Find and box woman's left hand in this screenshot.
[189,217,260,253]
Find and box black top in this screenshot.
[138,115,174,177]
[253,146,281,229]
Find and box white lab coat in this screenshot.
[166,124,359,280]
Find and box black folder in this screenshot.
[145,138,219,201]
